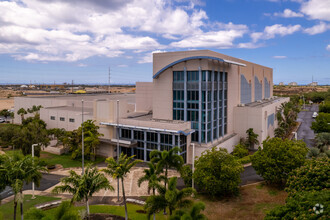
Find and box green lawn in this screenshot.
[0,194,60,220]
[44,203,169,220]
[4,150,105,168]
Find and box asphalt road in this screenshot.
[240,166,263,185]
[296,104,318,148]
[0,173,65,200]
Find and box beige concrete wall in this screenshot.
[97,142,114,158]
[233,97,289,146]
[136,82,153,112]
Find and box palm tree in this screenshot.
[170,202,207,220]
[246,128,259,149]
[0,154,47,220]
[103,153,142,220]
[52,165,113,216]
[17,108,27,122]
[138,162,164,220]
[145,177,195,218]
[150,147,184,190]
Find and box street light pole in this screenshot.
[31,143,38,199]
[116,100,120,202]
[82,99,84,175]
[192,143,195,193]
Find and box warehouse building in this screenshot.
[14,50,289,163]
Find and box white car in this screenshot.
[312,112,318,118]
[0,118,5,123]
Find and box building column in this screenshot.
[131,129,134,155]
[222,64,225,137]
[205,70,208,143]
[198,67,202,144]
[217,66,220,139]
[184,67,187,121]
[172,134,175,148]
[158,133,161,151]
[144,131,147,161]
[211,68,214,142]
[178,135,181,155]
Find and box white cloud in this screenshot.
[273,55,287,59]
[301,0,330,21]
[274,9,304,18]
[304,22,330,35]
[237,42,264,49]
[251,24,301,42]
[77,63,87,67]
[138,50,167,64]
[0,0,209,62]
[327,45,330,51]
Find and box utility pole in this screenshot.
[31,144,38,199]
[116,100,120,202]
[81,99,84,175]
[108,67,111,94]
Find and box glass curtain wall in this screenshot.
[173,69,228,144]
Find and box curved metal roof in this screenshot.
[153,56,246,79]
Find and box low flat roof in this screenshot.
[18,93,136,103]
[242,97,288,108]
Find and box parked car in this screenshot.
[0,118,5,123]
[312,112,318,118]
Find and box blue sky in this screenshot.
[0,0,329,85]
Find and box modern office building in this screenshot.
[14,50,289,164]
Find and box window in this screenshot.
[60,117,65,121]
[69,118,75,122]
[50,116,55,120]
[121,128,131,139]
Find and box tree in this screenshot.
[0,109,10,121]
[17,108,27,122]
[251,138,308,185]
[285,158,329,197]
[71,120,103,161]
[319,103,330,113]
[138,162,164,220]
[27,105,42,115]
[103,153,142,220]
[145,177,195,218]
[16,119,50,156]
[265,190,330,220]
[194,147,243,197]
[314,132,330,153]
[0,124,21,148]
[150,147,184,191]
[0,154,47,220]
[180,165,192,187]
[52,165,113,216]
[311,113,330,133]
[246,128,259,149]
[170,202,207,220]
[275,101,300,139]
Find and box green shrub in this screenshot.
[54,201,80,220]
[237,155,251,164]
[194,147,243,197]
[180,164,192,187]
[232,144,248,159]
[311,113,330,133]
[251,138,308,185]
[265,190,330,219]
[24,208,46,220]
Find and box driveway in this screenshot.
[0,173,65,200]
[296,104,318,148]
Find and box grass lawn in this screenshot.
[0,194,60,220]
[44,203,169,220]
[4,150,105,168]
[195,183,287,220]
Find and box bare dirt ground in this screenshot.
[273,85,329,96]
[199,183,287,220]
[0,98,14,110]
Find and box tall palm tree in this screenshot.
[246,128,259,149]
[138,162,165,220]
[0,154,47,220]
[17,108,27,122]
[170,202,208,220]
[150,147,184,190]
[145,177,195,218]
[103,153,142,220]
[52,165,113,216]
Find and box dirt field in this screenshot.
[198,183,287,220]
[273,85,330,96]
[0,98,14,110]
